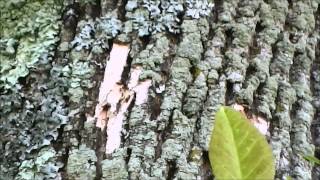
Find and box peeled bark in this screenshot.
[0,0,320,179]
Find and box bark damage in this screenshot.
[0,0,320,180]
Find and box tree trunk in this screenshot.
[1,0,319,179]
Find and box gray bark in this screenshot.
[0,0,320,179]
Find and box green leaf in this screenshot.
[209,106,275,180]
[302,155,320,166]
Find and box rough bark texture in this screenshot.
[1,0,320,179]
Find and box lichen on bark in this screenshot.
[1,0,320,180]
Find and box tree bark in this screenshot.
[0,0,319,179]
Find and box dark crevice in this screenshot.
[253,82,269,119]
[207,23,216,42]
[255,20,264,34]
[62,95,70,104]
[222,28,233,54]
[243,66,258,90]
[191,78,210,150]
[58,2,81,66]
[289,101,298,152]
[100,0,118,16]
[287,0,293,10]
[200,152,214,180]
[310,7,320,97]
[86,63,106,113]
[116,98,124,113]
[149,94,162,120]
[311,111,320,146]
[262,0,270,4]
[314,4,320,31]
[121,93,135,145]
[117,0,127,21]
[163,109,175,140]
[107,39,114,53]
[283,13,292,32]
[88,0,101,19]
[175,8,185,27]
[0,86,5,94]
[74,113,86,147]
[160,59,173,82]
[62,4,80,30]
[17,76,27,86]
[160,34,178,81]
[180,85,190,113]
[52,124,66,151]
[269,38,282,76]
[139,35,152,48]
[166,161,177,180]
[253,3,261,16]
[95,126,105,180]
[120,55,133,86]
[59,147,70,179]
[125,147,132,164]
[311,7,320,177]
[248,36,261,59]
[213,0,223,23]
[288,33,300,44]
[76,2,88,21]
[270,82,290,131]
[225,81,235,105]
[189,66,201,81]
[288,51,301,85]
[155,109,175,160]
[268,114,278,144]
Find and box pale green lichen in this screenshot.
[236,0,284,116]
[134,34,169,70]
[289,1,315,33]
[269,0,288,28]
[16,147,62,180]
[127,106,159,179]
[258,2,282,44]
[134,34,170,85]
[68,60,96,103]
[270,81,296,179]
[195,20,225,151]
[124,0,213,36]
[71,19,96,51]
[289,36,316,179]
[101,148,128,179]
[70,13,124,53]
[126,18,211,179]
[185,0,214,19]
[256,76,279,119]
[183,72,208,117]
[157,56,192,130]
[0,2,66,178]
[0,0,62,89]
[67,145,97,180]
[269,33,295,79]
[176,20,203,65]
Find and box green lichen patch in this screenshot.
[101,148,128,179]
[67,145,97,180]
[16,147,62,180]
[0,0,63,89]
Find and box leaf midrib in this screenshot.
[221,109,242,179]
